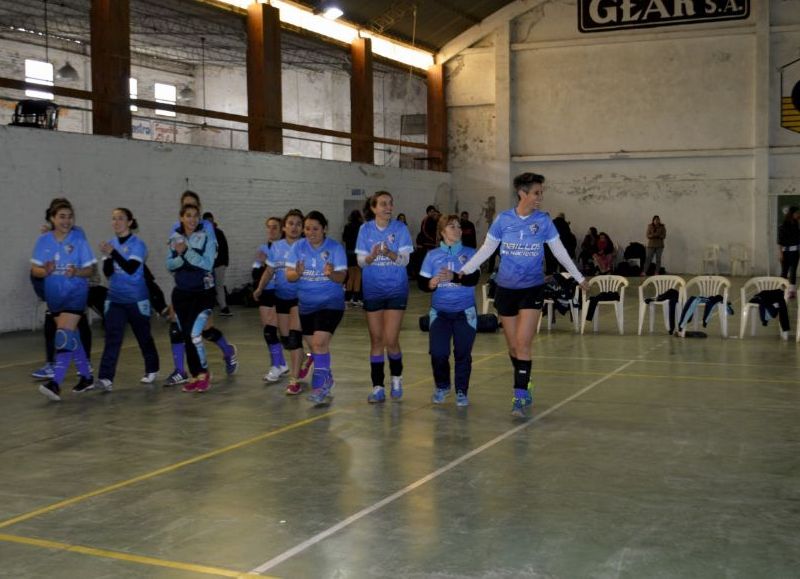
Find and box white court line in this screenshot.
[250,359,637,575]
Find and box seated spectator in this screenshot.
[579,226,599,274]
[592,232,616,274]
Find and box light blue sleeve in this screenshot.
[129,237,147,263]
[31,234,49,266]
[76,237,97,268]
[488,214,503,241]
[355,223,371,256]
[420,250,435,278]
[542,215,559,242]
[333,242,348,271]
[184,233,216,271]
[285,242,299,268]
[397,222,414,254]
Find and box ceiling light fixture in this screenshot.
[218,0,434,70]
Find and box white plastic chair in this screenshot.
[701,245,720,274]
[580,275,628,335]
[537,273,580,334]
[481,283,494,315]
[739,276,789,339]
[682,276,731,338]
[729,243,751,277]
[637,275,686,335]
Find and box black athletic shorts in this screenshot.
[275,296,299,314]
[494,284,545,316]
[258,289,276,308]
[300,309,344,336]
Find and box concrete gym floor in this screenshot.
[0,278,798,578]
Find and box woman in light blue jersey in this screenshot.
[418,214,481,407]
[285,211,347,407]
[94,208,159,392]
[356,191,414,404]
[31,198,97,401]
[460,173,589,418]
[254,209,313,395]
[252,216,289,383]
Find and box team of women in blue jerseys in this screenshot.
[31,176,580,417]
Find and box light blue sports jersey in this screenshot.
[420,243,477,313]
[107,235,149,304]
[286,237,346,314]
[355,219,413,300]
[267,239,299,300]
[489,209,559,289]
[254,243,275,291]
[31,229,96,312]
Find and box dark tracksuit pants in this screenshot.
[429,310,476,393]
[99,301,159,381]
[172,288,215,377]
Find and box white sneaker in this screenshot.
[780,330,790,341]
[140,372,158,384]
[97,378,113,392]
[263,365,290,382]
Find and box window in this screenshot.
[129,78,138,112]
[154,82,176,117]
[25,59,53,99]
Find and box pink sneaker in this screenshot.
[182,377,199,393]
[195,372,211,393]
[298,353,313,380]
[285,379,303,396]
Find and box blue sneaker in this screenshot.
[367,385,386,404]
[390,376,403,400]
[308,376,335,407]
[31,363,55,380]
[431,387,450,404]
[224,345,239,375]
[456,391,469,407]
[511,387,533,418]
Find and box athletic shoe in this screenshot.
[219,307,233,317]
[182,377,200,392]
[308,375,335,406]
[164,370,189,387]
[97,378,113,392]
[367,385,386,404]
[140,372,158,384]
[390,376,403,400]
[72,375,95,394]
[298,353,313,380]
[38,380,61,402]
[456,391,469,407]
[432,387,450,404]
[194,373,211,393]
[285,379,303,396]
[263,364,289,382]
[31,363,55,380]
[510,388,533,418]
[781,330,790,341]
[224,345,239,376]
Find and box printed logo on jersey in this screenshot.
[458,254,468,265]
[64,244,74,255]
[387,233,396,245]
[529,224,539,235]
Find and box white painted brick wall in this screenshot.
[0,126,450,333]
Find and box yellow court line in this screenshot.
[0,533,271,578]
[0,411,339,530]
[536,368,798,385]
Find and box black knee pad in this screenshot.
[263,325,279,345]
[169,322,184,344]
[202,327,222,342]
[285,329,303,350]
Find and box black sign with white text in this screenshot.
[579,0,750,32]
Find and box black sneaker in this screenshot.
[219,307,233,317]
[38,380,61,402]
[72,375,95,393]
